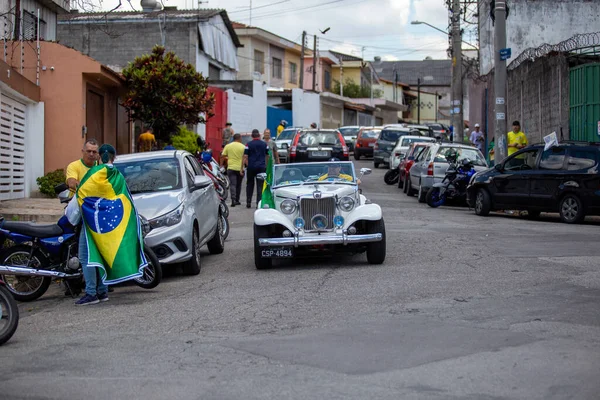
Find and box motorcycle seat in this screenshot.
[1,221,63,238]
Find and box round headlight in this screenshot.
[338,196,355,212]
[294,217,305,229]
[280,199,297,214]
[333,215,344,227]
[311,214,328,231]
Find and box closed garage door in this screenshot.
[0,95,26,200]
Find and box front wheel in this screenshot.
[474,188,491,216]
[134,246,162,289]
[207,213,226,254]
[559,194,584,224]
[0,284,19,345]
[417,184,427,203]
[366,219,386,265]
[182,226,201,275]
[384,169,399,185]
[426,187,446,208]
[0,245,51,302]
[374,162,380,169]
[254,224,272,270]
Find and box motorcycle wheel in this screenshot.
[220,201,230,219]
[134,245,162,290]
[384,169,399,185]
[0,245,51,302]
[0,284,19,346]
[220,213,230,241]
[426,187,446,208]
[216,183,229,201]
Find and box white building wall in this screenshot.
[292,88,320,128]
[252,80,267,131]
[226,81,267,133]
[479,0,600,75]
[25,102,44,196]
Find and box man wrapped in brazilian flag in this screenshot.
[74,144,146,306]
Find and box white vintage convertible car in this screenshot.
[253,161,386,269]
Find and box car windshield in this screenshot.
[339,127,360,136]
[360,129,380,139]
[434,146,487,166]
[401,137,433,146]
[273,162,356,186]
[298,131,340,146]
[277,130,296,140]
[116,157,182,194]
[380,129,407,142]
[428,124,444,131]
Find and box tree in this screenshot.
[332,78,383,99]
[121,46,215,142]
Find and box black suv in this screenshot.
[289,129,349,162]
[467,142,600,224]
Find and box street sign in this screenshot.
[496,97,505,105]
[453,107,461,114]
[500,48,512,61]
[496,112,506,120]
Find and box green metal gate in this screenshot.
[569,63,600,141]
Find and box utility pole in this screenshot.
[417,77,421,124]
[493,0,508,162]
[450,0,463,143]
[299,31,306,89]
[340,58,344,97]
[370,64,373,105]
[312,35,317,91]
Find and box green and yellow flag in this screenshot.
[77,165,145,284]
[261,150,276,209]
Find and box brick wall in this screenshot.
[57,19,196,71]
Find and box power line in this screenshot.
[227,0,291,15]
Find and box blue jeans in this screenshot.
[79,228,107,296]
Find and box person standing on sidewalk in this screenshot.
[138,127,157,152]
[507,120,528,156]
[469,123,485,152]
[222,122,234,148]
[244,129,269,208]
[66,139,99,192]
[263,129,280,164]
[221,134,245,207]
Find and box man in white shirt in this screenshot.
[469,123,485,152]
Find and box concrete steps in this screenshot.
[0,198,64,223]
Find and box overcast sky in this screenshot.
[95,0,455,61]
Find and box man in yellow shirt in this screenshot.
[66,139,99,192]
[276,120,287,137]
[319,162,354,182]
[138,127,157,152]
[507,120,528,156]
[221,134,246,206]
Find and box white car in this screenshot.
[252,161,386,269]
[390,135,436,170]
[115,151,227,276]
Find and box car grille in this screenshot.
[301,197,336,231]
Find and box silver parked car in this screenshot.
[338,126,361,151]
[114,150,226,275]
[275,127,301,163]
[407,143,488,203]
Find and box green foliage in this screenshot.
[36,169,65,197]
[332,78,383,99]
[121,46,215,142]
[171,126,200,153]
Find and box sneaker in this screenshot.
[246,203,251,208]
[75,294,99,306]
[234,201,241,206]
[97,292,109,302]
[231,202,236,207]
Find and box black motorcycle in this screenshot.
[426,158,477,208]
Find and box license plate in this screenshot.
[311,151,329,157]
[261,248,293,258]
[368,143,375,147]
[383,157,389,162]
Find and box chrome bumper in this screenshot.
[259,233,382,247]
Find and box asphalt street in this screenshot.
[1,159,600,400]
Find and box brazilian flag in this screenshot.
[76,165,145,284]
[261,150,276,209]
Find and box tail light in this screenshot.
[355,142,361,148]
[339,133,349,157]
[374,143,379,150]
[290,132,300,158]
[427,162,434,176]
[290,145,297,158]
[394,152,402,157]
[343,146,349,156]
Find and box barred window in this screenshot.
[22,11,46,40]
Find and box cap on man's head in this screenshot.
[226,122,232,126]
[512,120,520,126]
[474,123,480,128]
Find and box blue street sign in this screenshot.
[500,48,512,61]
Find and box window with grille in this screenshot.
[22,11,46,40]
[324,70,331,90]
[272,57,282,79]
[254,50,264,74]
[289,62,297,84]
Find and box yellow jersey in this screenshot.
[66,159,94,183]
[222,142,246,171]
[138,132,156,152]
[318,173,353,182]
[507,131,528,156]
[277,125,285,136]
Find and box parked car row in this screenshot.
[386,138,600,224]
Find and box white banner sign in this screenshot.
[544,131,559,151]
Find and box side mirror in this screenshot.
[360,168,372,176]
[494,164,503,172]
[193,175,213,189]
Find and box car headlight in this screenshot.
[139,215,152,238]
[338,196,355,212]
[280,199,298,215]
[149,203,184,229]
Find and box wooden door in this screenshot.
[86,89,104,143]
